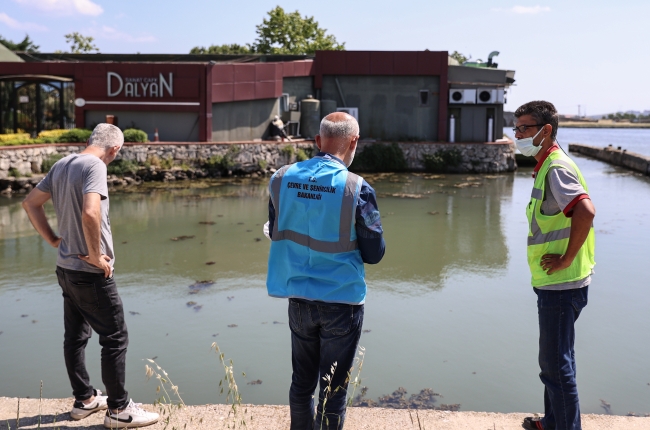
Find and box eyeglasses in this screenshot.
[512,124,545,134]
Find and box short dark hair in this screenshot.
[514,100,558,140]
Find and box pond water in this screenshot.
[1,151,649,416]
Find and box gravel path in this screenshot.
[1,397,648,429]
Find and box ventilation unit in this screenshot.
[337,107,359,122]
[449,89,476,104]
[477,88,505,104]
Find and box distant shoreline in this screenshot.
[560,121,650,129]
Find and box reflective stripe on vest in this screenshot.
[270,160,362,253]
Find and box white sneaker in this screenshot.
[70,389,108,420]
[103,399,159,428]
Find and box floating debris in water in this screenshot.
[246,229,252,232]
[261,322,267,324]
[472,372,476,375]
[193,305,203,312]
[32,320,37,324]
[362,329,371,333]
[21,315,28,318]
[227,296,235,301]
[471,195,485,198]
[423,175,446,179]
[247,380,263,385]
[237,222,244,225]
[165,263,170,265]
[0,331,3,335]
[199,221,216,225]
[129,311,141,316]
[212,333,219,337]
[186,301,197,307]
[228,324,238,328]
[122,241,128,244]
[206,261,216,265]
[353,386,457,411]
[254,238,262,242]
[170,235,195,241]
[188,280,215,294]
[453,182,482,188]
[151,356,158,360]
[273,321,284,324]
[428,211,439,215]
[378,193,428,199]
[217,214,224,217]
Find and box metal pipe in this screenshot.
[334,77,347,108]
[449,115,455,143]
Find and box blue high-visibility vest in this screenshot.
[266,156,367,304]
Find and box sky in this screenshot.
[1,0,648,116]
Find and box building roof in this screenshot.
[14,52,311,64]
[0,44,24,62]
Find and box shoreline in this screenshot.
[1,397,648,429]
[559,122,650,129]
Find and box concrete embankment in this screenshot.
[1,397,648,429]
[569,143,650,175]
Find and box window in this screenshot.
[279,93,290,114]
[419,90,429,107]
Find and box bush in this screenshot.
[107,159,140,176]
[57,128,92,143]
[42,154,64,173]
[0,133,30,143]
[349,143,407,172]
[421,148,463,173]
[204,145,239,174]
[38,129,68,139]
[296,149,309,161]
[123,128,148,143]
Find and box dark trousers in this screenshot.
[288,298,364,430]
[535,286,589,430]
[56,266,129,410]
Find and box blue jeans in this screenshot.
[288,298,364,430]
[535,286,588,430]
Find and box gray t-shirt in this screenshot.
[37,154,114,274]
[537,166,591,290]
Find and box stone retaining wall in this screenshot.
[569,143,650,175]
[0,140,516,181]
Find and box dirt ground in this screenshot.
[1,397,648,429]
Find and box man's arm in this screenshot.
[22,188,61,248]
[78,192,112,277]
[356,181,385,264]
[541,198,595,275]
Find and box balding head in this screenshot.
[315,112,360,167]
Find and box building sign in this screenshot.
[107,72,173,98]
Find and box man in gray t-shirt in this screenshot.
[22,124,158,428]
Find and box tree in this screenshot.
[190,43,253,55]
[253,6,344,54]
[64,32,99,53]
[190,6,344,55]
[0,34,39,52]
[449,51,469,64]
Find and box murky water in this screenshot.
[1,152,649,416]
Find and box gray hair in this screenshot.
[88,123,124,149]
[320,115,359,139]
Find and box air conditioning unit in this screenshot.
[477,88,505,104]
[449,89,476,104]
[337,107,359,122]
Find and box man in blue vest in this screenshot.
[266,112,385,429]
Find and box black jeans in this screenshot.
[56,266,129,410]
[288,298,364,430]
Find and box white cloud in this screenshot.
[0,12,48,31]
[511,5,551,14]
[98,26,156,43]
[13,0,103,16]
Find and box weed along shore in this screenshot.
[1,398,648,429]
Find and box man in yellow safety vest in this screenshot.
[514,101,596,430]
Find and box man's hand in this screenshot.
[541,253,572,275]
[51,236,62,248]
[79,254,113,278]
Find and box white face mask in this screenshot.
[515,127,545,157]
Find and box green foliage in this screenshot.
[41,154,64,173]
[0,34,39,52]
[421,148,463,173]
[190,43,253,55]
[606,112,650,122]
[107,159,140,176]
[204,145,240,173]
[8,168,20,177]
[349,143,407,172]
[449,50,469,64]
[191,6,344,56]
[295,149,308,161]
[58,128,92,143]
[258,159,268,171]
[254,6,345,54]
[280,145,294,157]
[123,128,148,143]
[64,32,99,53]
